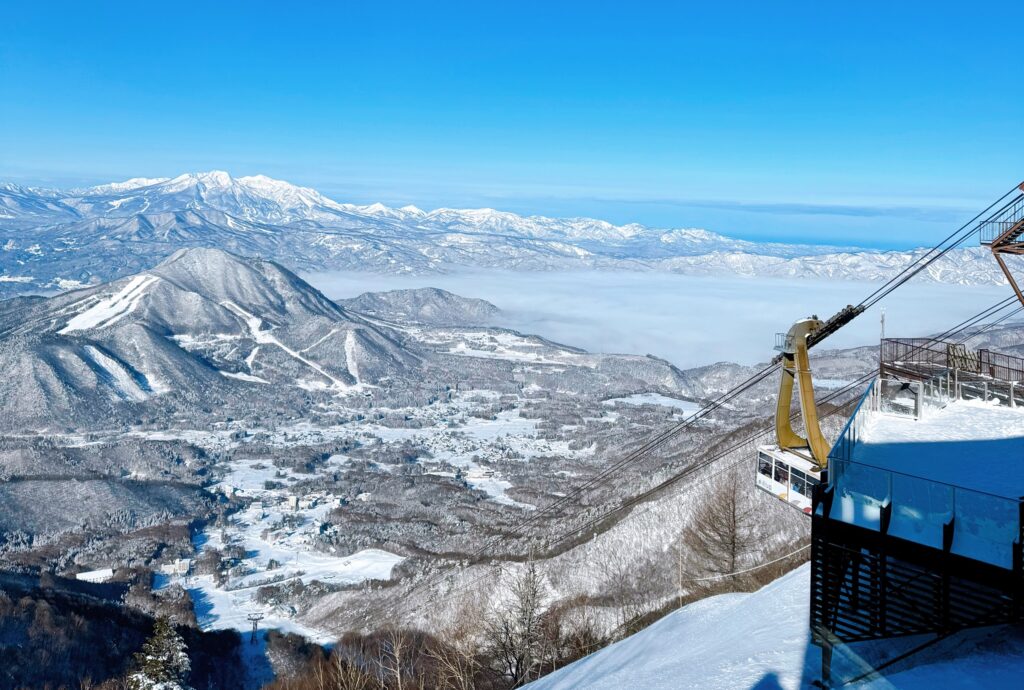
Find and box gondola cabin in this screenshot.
[755,445,820,514]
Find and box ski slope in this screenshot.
[525,562,1024,689]
[59,274,158,333]
[526,565,818,690]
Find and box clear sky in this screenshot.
[2,2,1021,248]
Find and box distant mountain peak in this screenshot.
[80,177,171,195]
[0,171,1012,298]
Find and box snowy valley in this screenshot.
[2,176,1024,689]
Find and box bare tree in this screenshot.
[596,555,656,632]
[424,594,485,690]
[331,652,375,690]
[378,626,411,690]
[484,561,547,687]
[680,467,762,581]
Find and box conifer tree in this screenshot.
[128,616,192,690]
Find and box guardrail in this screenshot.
[979,194,1024,245]
[827,378,877,466]
[823,376,1023,569]
[882,338,1024,386]
[828,456,1022,569]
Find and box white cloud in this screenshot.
[305,269,1013,368]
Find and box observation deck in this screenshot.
[811,376,1024,660]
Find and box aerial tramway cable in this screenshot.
[857,184,1024,310]
[411,294,1022,609]
[470,186,1024,560]
[400,186,1024,608]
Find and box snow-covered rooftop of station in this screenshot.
[853,399,1024,498]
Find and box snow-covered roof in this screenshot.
[75,568,114,583]
[853,399,1024,498]
[831,397,1024,567]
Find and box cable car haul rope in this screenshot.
[404,182,1024,613]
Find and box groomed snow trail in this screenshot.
[344,330,360,385]
[82,345,150,401]
[59,274,159,333]
[221,300,350,389]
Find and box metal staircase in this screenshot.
[980,183,1024,306]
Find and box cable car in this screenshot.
[755,317,831,515]
[755,445,821,514]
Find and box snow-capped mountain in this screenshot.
[0,246,697,431]
[0,171,1010,296]
[0,248,421,429]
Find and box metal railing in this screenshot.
[979,194,1024,245]
[978,348,1024,382]
[881,337,1024,384]
[824,377,1024,569]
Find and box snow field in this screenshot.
[527,561,1024,690]
[162,457,405,643]
[602,392,700,416]
[59,274,159,333]
[525,565,817,690]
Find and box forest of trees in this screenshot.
[0,452,808,690]
[260,469,807,690]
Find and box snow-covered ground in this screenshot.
[159,457,405,643]
[837,398,1024,568]
[525,562,1024,689]
[855,399,1024,497]
[58,274,159,333]
[526,565,818,690]
[153,390,595,640]
[602,392,700,416]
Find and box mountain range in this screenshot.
[0,171,1009,297]
[0,247,700,432]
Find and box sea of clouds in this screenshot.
[305,269,1013,369]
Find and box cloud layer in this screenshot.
[306,269,1012,368]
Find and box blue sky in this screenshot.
[2,2,1021,248]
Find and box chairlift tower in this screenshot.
[247,613,264,644]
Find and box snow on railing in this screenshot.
[882,337,1024,407]
[825,378,1023,569]
[829,456,1021,568]
[827,378,878,466]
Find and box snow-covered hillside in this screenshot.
[0,171,1012,296]
[525,563,1024,689]
[526,565,817,690]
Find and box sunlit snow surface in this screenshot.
[525,562,1024,690]
[838,399,1024,567]
[854,399,1024,497]
[164,457,405,643]
[58,274,159,333]
[526,565,818,690]
[154,391,584,641]
[602,393,700,416]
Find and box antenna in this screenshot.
[880,307,886,341]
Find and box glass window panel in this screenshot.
[774,462,789,484]
[951,490,1017,568]
[791,469,807,497]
